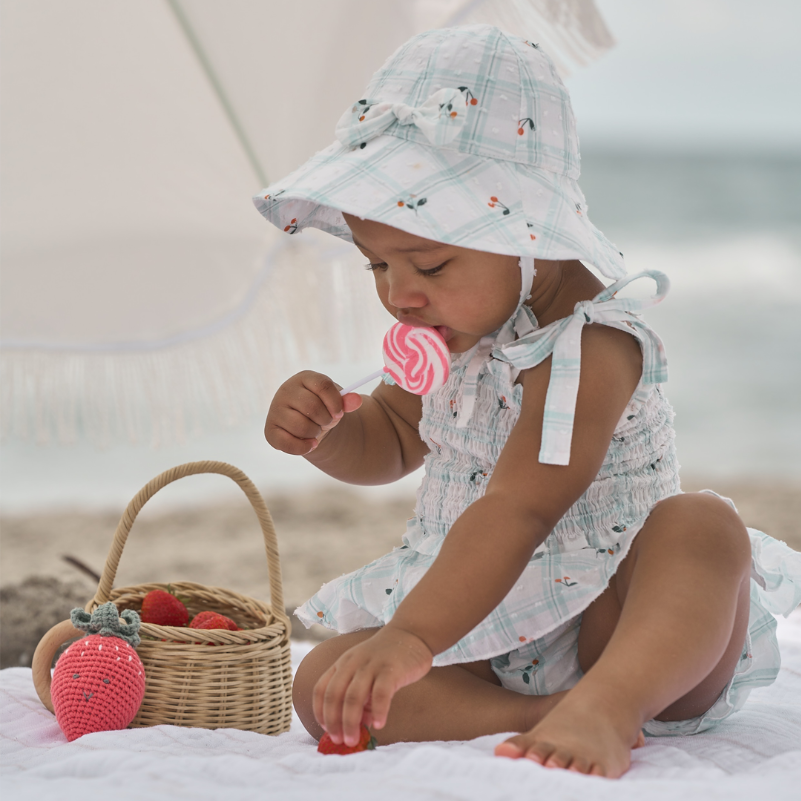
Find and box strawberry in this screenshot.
[140,588,189,627]
[317,724,377,755]
[189,611,240,631]
[51,602,145,741]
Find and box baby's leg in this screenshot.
[294,629,565,744]
[496,492,752,777]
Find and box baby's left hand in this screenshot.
[313,626,433,746]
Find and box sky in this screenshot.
[565,0,801,150]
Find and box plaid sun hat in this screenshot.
[253,24,626,280]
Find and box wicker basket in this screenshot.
[32,461,293,736]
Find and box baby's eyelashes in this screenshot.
[415,263,446,276]
[364,261,446,276]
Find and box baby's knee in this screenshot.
[654,492,751,571]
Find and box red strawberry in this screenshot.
[190,611,220,629]
[51,602,145,741]
[317,724,377,755]
[189,611,240,631]
[140,588,189,627]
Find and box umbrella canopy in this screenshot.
[0,0,613,446]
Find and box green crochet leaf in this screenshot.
[70,601,141,647]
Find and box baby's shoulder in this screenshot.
[583,321,644,374]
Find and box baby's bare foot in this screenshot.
[496,691,643,778]
[520,689,569,729]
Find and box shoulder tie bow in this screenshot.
[335,87,471,149]
[494,270,671,466]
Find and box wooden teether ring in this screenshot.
[31,619,84,713]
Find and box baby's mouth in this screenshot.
[396,313,454,343]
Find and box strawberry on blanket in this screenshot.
[51,602,145,741]
[318,724,378,755]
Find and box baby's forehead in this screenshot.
[343,214,520,269]
[345,214,451,255]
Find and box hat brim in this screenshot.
[253,135,626,279]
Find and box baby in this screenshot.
[255,25,801,777]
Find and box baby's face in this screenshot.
[343,214,522,354]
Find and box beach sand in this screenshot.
[2,476,799,666]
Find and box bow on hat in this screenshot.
[335,87,471,149]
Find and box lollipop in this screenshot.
[339,323,450,396]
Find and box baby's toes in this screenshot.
[543,747,575,770]
[494,734,527,759]
[495,733,555,765]
[567,755,593,774]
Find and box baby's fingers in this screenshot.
[340,673,375,746]
[319,661,376,745]
[364,673,397,731]
[320,666,364,744]
[299,372,345,426]
[312,664,336,732]
[267,409,324,455]
[341,392,363,414]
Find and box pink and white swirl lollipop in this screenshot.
[382,323,450,394]
[339,323,450,396]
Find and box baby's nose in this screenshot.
[387,276,427,309]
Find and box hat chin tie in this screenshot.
[335,87,471,149]
[454,256,537,429]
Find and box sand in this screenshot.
[2,476,799,667]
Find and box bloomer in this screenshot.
[490,526,783,737]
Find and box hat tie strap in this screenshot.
[454,256,538,428]
[455,334,496,429]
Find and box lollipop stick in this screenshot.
[339,368,386,396]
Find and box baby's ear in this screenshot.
[341,393,363,413]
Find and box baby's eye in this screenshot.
[364,262,387,272]
[415,263,446,277]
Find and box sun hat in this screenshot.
[253,24,626,280]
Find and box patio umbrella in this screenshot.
[0,0,613,446]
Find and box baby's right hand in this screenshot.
[265,371,362,456]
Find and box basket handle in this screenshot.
[92,461,284,614]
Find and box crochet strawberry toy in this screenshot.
[51,602,146,741]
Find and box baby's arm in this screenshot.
[265,371,427,485]
[314,325,643,745]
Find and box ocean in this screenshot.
[579,148,801,483]
[2,149,800,513]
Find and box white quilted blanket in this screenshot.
[3,612,800,801]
